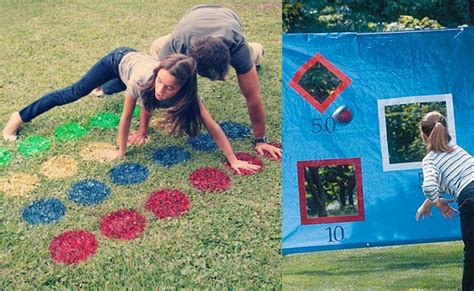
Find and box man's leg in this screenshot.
[248,42,264,69]
[149,34,171,59]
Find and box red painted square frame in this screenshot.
[297,158,365,225]
[289,53,351,113]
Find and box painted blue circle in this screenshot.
[21,198,66,225]
[153,146,192,167]
[188,133,217,151]
[68,179,111,206]
[109,162,149,185]
[219,121,251,139]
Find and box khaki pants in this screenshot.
[150,34,264,67]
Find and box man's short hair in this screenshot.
[189,36,231,81]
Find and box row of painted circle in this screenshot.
[20,148,281,264]
[0,118,252,167]
[49,189,190,265]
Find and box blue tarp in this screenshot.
[282,28,474,255]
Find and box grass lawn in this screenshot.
[283,241,464,290]
[0,0,282,288]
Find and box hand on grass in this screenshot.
[255,142,282,160]
[95,149,124,161]
[230,159,261,174]
[127,131,148,146]
[435,198,458,219]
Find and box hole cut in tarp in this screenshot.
[289,53,351,113]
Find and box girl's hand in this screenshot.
[230,159,261,175]
[95,149,124,161]
[435,198,458,219]
[416,202,432,221]
[127,131,148,145]
[255,143,282,160]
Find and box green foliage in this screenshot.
[305,165,357,218]
[298,63,341,103]
[283,0,468,32]
[385,102,447,164]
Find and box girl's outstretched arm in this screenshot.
[199,101,260,174]
[98,94,136,161]
[128,106,152,145]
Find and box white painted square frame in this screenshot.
[378,94,456,171]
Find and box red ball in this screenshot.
[332,105,353,123]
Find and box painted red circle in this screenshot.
[189,167,231,191]
[258,142,282,160]
[100,210,147,240]
[145,189,190,219]
[225,152,264,175]
[49,230,98,265]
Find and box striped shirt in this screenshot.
[422,144,474,202]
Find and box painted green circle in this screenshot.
[17,136,51,157]
[0,147,12,166]
[54,123,88,141]
[89,112,120,129]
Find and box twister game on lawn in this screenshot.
[282,27,474,254]
[0,1,281,288]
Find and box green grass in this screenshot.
[0,0,282,288]
[283,241,464,290]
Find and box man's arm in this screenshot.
[237,65,282,160]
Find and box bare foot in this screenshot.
[3,112,23,141]
[92,87,104,97]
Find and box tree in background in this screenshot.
[283,0,470,32]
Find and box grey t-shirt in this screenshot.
[119,52,160,105]
[159,4,253,75]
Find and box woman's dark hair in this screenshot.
[189,36,231,81]
[141,54,202,137]
[420,111,452,153]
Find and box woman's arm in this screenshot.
[128,105,152,145]
[98,94,136,161]
[199,101,260,173]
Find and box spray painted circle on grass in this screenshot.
[49,230,98,265]
[41,155,77,179]
[188,133,217,151]
[219,121,251,139]
[68,179,111,206]
[1,173,39,197]
[80,142,116,162]
[0,147,12,167]
[89,112,120,129]
[54,123,88,141]
[189,167,231,192]
[17,135,51,157]
[21,198,66,225]
[100,209,147,240]
[145,189,190,219]
[153,146,192,167]
[109,162,149,185]
[225,152,264,175]
[259,142,282,160]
